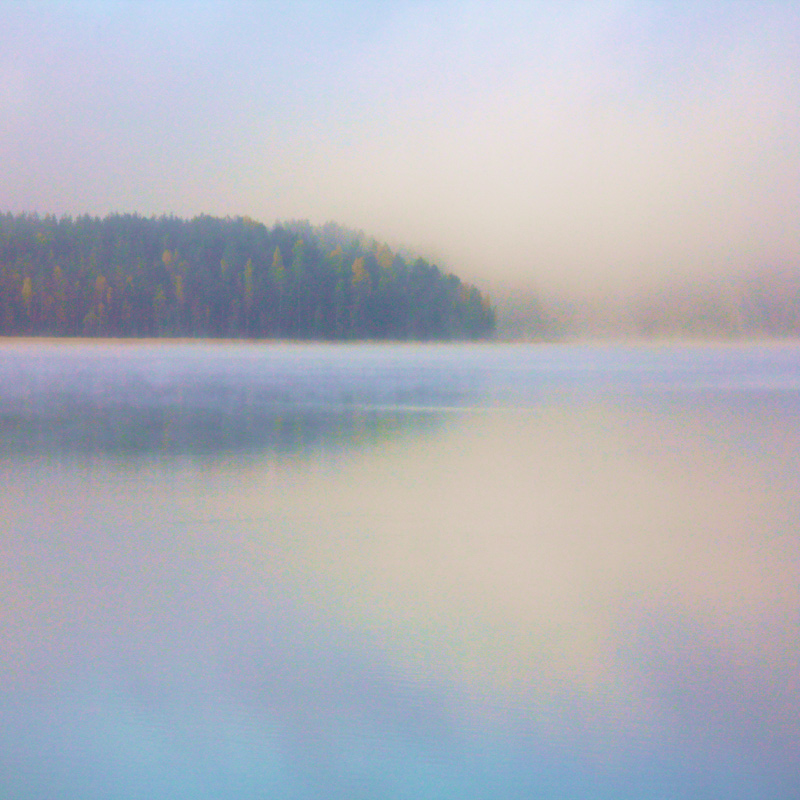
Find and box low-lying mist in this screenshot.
[491,264,800,340]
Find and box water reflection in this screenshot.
[2,402,441,461]
[2,341,799,799]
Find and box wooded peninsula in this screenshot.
[0,213,496,340]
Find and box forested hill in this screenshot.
[0,213,496,340]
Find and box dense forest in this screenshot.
[0,213,496,340]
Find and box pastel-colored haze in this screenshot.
[2,1,799,296]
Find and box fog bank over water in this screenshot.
[492,264,800,340]
[2,2,799,295]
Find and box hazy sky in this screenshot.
[2,1,799,292]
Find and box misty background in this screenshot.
[2,1,799,337]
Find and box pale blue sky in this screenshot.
[2,1,799,292]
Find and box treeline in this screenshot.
[0,213,496,340]
[632,268,800,338]
[494,269,800,341]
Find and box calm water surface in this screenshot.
[2,340,799,799]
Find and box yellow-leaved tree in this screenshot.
[270,247,286,332]
[350,257,372,336]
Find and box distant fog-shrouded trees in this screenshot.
[0,213,496,340]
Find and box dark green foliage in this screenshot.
[0,213,496,340]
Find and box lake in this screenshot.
[2,340,799,799]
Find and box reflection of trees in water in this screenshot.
[1,399,444,461]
